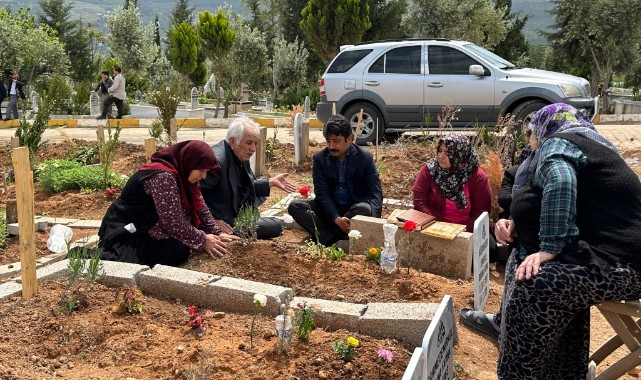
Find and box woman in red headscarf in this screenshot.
[97,140,238,267]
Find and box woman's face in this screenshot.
[437,143,451,170]
[529,130,538,151]
[188,169,209,184]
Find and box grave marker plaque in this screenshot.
[401,347,425,380]
[89,92,100,116]
[304,96,310,119]
[191,87,199,110]
[30,91,38,113]
[241,83,250,102]
[293,113,303,165]
[473,212,490,311]
[422,295,455,380]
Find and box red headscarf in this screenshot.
[139,140,220,227]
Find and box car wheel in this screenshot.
[512,100,548,131]
[344,103,384,145]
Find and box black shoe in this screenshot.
[96,116,106,120]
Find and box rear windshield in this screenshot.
[327,49,373,73]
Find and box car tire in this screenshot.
[344,103,384,145]
[512,100,548,131]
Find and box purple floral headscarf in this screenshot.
[527,103,594,139]
[427,134,480,209]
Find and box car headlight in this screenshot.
[559,84,582,97]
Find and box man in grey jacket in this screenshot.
[96,66,126,119]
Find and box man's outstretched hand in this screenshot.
[269,173,297,193]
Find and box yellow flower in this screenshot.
[346,337,359,348]
[368,247,378,255]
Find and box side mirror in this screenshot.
[469,65,485,76]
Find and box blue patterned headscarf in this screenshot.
[427,134,480,209]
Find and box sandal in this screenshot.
[459,308,500,341]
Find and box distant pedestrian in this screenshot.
[0,75,6,120]
[96,66,126,119]
[91,70,114,116]
[5,71,26,120]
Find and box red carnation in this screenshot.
[402,220,417,232]
[299,186,310,198]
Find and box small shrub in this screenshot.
[149,88,180,143]
[324,244,345,261]
[293,302,315,342]
[275,86,319,111]
[15,94,52,164]
[69,145,99,165]
[58,245,104,314]
[113,286,143,314]
[232,205,260,241]
[332,337,359,361]
[37,159,125,192]
[98,123,122,189]
[0,211,7,249]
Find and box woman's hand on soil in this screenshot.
[495,219,514,244]
[215,220,234,234]
[515,251,556,281]
[218,233,240,242]
[203,234,229,258]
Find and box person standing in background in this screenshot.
[5,71,26,120]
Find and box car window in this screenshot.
[327,49,373,73]
[428,46,482,75]
[368,46,421,74]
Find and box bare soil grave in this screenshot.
[1,137,641,379]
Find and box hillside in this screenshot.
[2,0,553,44]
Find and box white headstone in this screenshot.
[204,74,216,97]
[422,295,455,380]
[293,113,303,165]
[473,212,490,311]
[135,89,142,102]
[241,83,250,102]
[30,91,38,112]
[89,92,100,116]
[249,150,256,174]
[402,347,425,380]
[219,87,225,99]
[304,96,310,119]
[265,97,273,112]
[191,87,199,110]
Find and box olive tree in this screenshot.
[273,37,309,96]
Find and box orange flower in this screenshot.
[368,247,378,255]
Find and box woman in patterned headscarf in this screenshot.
[413,134,492,234]
[96,140,239,267]
[490,103,641,379]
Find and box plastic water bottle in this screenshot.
[46,224,73,253]
[275,315,292,339]
[380,223,399,274]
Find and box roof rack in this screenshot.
[355,38,451,46]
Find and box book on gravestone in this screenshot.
[422,221,467,240]
[395,209,437,230]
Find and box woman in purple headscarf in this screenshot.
[489,103,641,378]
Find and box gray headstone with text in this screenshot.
[422,295,455,380]
[473,212,490,311]
[89,92,100,115]
[304,96,310,119]
[191,87,199,110]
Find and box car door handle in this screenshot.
[364,81,380,86]
[427,82,443,88]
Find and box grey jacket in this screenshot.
[108,74,126,100]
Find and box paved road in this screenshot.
[0,123,638,151]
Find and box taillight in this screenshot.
[320,78,325,97]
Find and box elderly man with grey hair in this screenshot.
[200,117,296,239]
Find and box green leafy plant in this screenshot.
[324,244,345,261]
[36,159,125,193]
[332,336,359,361]
[113,286,143,314]
[250,294,266,349]
[98,123,122,189]
[293,302,315,342]
[69,145,99,165]
[149,87,180,143]
[0,211,7,249]
[232,205,260,241]
[58,245,104,314]
[15,93,52,165]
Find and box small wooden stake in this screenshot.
[301,121,310,159]
[11,147,37,299]
[144,137,157,162]
[255,127,268,177]
[169,118,177,144]
[11,136,19,148]
[353,108,364,144]
[6,200,18,223]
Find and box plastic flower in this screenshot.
[402,220,417,232]
[299,186,310,197]
[253,294,267,307]
[377,348,394,363]
[348,230,362,239]
[346,337,359,348]
[368,247,378,255]
[283,214,294,224]
[188,305,198,314]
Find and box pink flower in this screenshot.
[377,348,393,364]
[188,305,198,315]
[297,303,304,309]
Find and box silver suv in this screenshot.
[316,39,595,144]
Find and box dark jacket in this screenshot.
[498,165,518,220]
[312,144,382,221]
[0,81,6,100]
[200,140,270,226]
[6,79,26,100]
[94,77,113,94]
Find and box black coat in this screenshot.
[6,79,26,100]
[200,140,270,226]
[312,144,382,220]
[0,81,6,100]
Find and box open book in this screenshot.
[422,221,467,240]
[395,209,437,230]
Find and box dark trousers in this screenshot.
[257,216,282,239]
[100,96,124,118]
[98,233,190,267]
[288,199,371,246]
